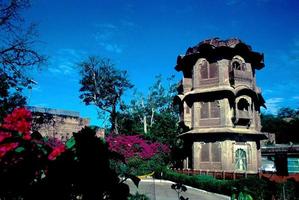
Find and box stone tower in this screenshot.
[175,38,266,173]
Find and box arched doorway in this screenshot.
[235,149,247,171]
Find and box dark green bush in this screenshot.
[126,155,167,176]
[158,168,299,200]
[128,192,150,200]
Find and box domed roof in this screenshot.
[186,37,252,55]
[175,37,264,74]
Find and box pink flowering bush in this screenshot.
[0,108,32,158]
[48,144,66,160]
[1,107,32,140]
[106,134,170,160]
[0,142,19,158]
[0,107,67,161]
[0,110,134,199]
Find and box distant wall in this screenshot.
[28,107,90,142]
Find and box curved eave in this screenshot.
[182,86,235,101]
[179,128,267,141]
[173,94,184,105]
[180,86,266,107]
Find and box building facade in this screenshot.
[175,38,266,173]
[28,106,90,142]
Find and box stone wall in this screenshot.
[29,107,90,142]
[33,115,89,142]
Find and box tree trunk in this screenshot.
[143,115,147,134]
[111,106,119,134]
[150,108,155,127]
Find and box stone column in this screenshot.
[192,102,200,129]
[192,142,201,170]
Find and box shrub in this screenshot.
[106,134,170,160]
[0,109,136,200]
[159,168,293,200]
[128,192,150,200]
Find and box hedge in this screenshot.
[156,168,299,200]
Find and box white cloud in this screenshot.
[48,48,85,75]
[31,85,42,92]
[100,43,122,54]
[93,22,128,54]
[264,97,284,114]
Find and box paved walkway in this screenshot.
[126,179,230,200]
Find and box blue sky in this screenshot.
[24,0,299,126]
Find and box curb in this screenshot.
[138,178,230,200]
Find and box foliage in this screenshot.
[128,192,150,200]
[0,0,46,121]
[106,134,170,161]
[159,168,299,200]
[171,182,189,200]
[0,108,137,200]
[261,107,299,143]
[126,155,168,176]
[78,56,133,134]
[0,108,63,198]
[121,75,178,136]
[117,75,181,167]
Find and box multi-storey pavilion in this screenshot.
[175,38,266,172]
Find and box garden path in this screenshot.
[126,179,230,200]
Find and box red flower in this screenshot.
[0,142,19,158]
[1,108,32,140]
[48,145,66,160]
[0,131,11,143]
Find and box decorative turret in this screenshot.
[175,38,267,173]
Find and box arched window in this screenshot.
[200,61,208,79]
[235,149,247,171]
[232,61,241,70]
[237,98,249,111]
[231,56,246,71]
[200,61,218,79]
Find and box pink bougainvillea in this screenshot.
[106,134,170,160]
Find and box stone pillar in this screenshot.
[192,102,200,129]
[192,142,201,169]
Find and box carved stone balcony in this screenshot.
[237,110,251,119]
[233,110,252,126]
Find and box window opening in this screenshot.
[237,98,249,111]
[235,149,247,171]
[200,61,218,79]
[200,101,220,119]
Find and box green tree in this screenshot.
[261,107,299,144]
[118,75,184,166]
[0,0,46,121]
[126,75,178,136]
[78,56,133,134]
